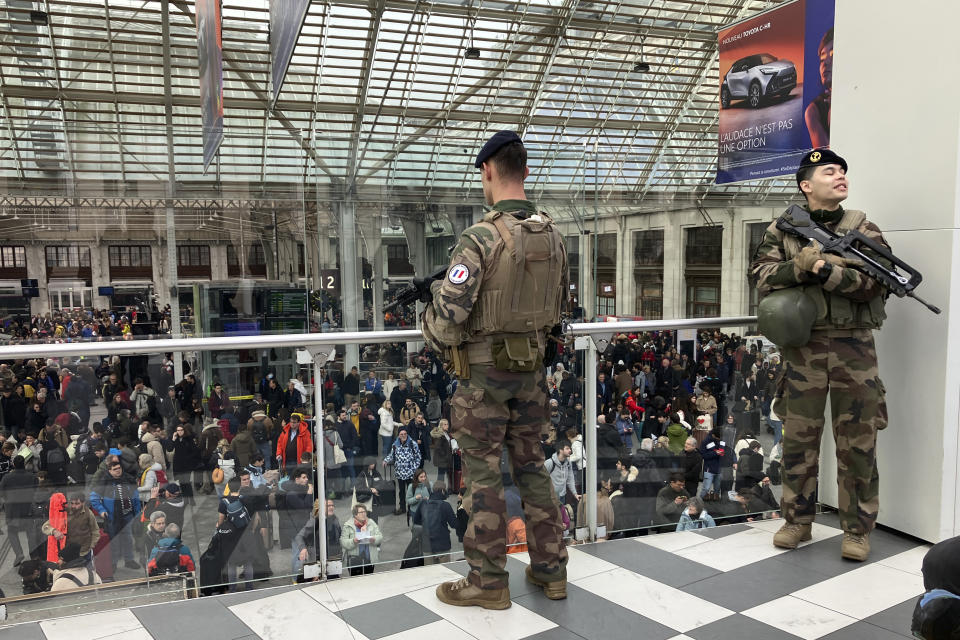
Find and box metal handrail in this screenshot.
[0,316,756,359]
[567,315,757,336]
[0,329,423,359]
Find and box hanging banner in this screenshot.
[270,0,312,108]
[716,0,835,184]
[196,0,224,173]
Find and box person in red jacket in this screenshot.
[275,413,313,474]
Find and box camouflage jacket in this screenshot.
[749,206,890,330]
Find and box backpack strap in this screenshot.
[836,209,866,236]
[61,571,87,587]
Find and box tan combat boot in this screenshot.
[525,566,567,600]
[841,532,870,562]
[772,522,812,549]
[435,577,511,610]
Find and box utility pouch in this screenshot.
[492,337,540,372]
[449,346,470,380]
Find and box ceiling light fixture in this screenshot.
[634,36,651,73]
[465,13,480,59]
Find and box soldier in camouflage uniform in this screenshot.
[749,149,889,562]
[421,131,569,609]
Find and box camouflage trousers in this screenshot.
[451,364,568,590]
[778,328,887,534]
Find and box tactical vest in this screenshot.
[463,209,566,344]
[780,208,887,330]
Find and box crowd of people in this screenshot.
[1,307,182,344]
[538,328,784,539]
[0,314,784,607]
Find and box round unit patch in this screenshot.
[448,264,470,284]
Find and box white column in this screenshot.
[210,245,229,280]
[822,0,960,542]
[26,244,47,315]
[401,217,427,355]
[91,244,110,309]
[662,219,682,319]
[340,199,361,371]
[616,219,633,316]
[152,244,167,308]
[580,232,594,319]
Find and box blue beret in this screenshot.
[474,130,522,168]
[796,148,847,186]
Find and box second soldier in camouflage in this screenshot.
[750,149,889,562]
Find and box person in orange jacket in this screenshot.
[275,413,313,474]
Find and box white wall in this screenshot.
[828,0,960,542]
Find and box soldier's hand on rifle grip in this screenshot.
[795,245,824,273]
[413,277,435,304]
[822,253,847,267]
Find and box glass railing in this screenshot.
[0,316,787,623]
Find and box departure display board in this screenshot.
[266,291,307,315]
[265,317,306,333]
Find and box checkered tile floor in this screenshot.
[1,513,927,640]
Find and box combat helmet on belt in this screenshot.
[757,286,818,348]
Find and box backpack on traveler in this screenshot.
[251,418,269,444]
[222,497,250,530]
[45,446,66,474]
[151,539,184,575]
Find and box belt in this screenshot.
[463,332,542,365]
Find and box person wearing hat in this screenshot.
[750,149,890,562]
[51,542,102,591]
[420,130,569,610]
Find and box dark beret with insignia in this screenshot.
[796,148,847,187]
[474,130,523,168]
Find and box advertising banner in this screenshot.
[196,0,224,173]
[716,0,835,184]
[270,0,312,108]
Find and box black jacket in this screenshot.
[336,420,360,451]
[414,493,458,553]
[682,448,703,485]
[1,394,26,432]
[736,449,765,487]
[168,433,202,472]
[0,468,37,519]
[342,373,360,396]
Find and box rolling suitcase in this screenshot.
[93,528,113,581]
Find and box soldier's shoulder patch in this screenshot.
[448,264,470,284]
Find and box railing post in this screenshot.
[579,335,598,542]
[308,346,331,579]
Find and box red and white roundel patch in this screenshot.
[448,264,470,284]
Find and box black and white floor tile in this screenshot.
[0,514,928,640]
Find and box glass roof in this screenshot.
[0,0,799,226]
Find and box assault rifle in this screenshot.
[776,205,941,314]
[383,267,446,313]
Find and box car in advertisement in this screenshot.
[720,53,797,109]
